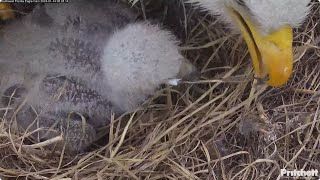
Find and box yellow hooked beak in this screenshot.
[228,8,293,87]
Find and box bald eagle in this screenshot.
[0,0,197,153]
[188,0,311,86]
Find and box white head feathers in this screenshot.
[188,0,311,34]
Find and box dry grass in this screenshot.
[0,0,320,179]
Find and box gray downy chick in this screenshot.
[0,0,197,153]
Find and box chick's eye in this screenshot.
[236,0,246,6]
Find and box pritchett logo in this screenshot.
[281,169,319,179]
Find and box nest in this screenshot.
[0,0,319,179]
